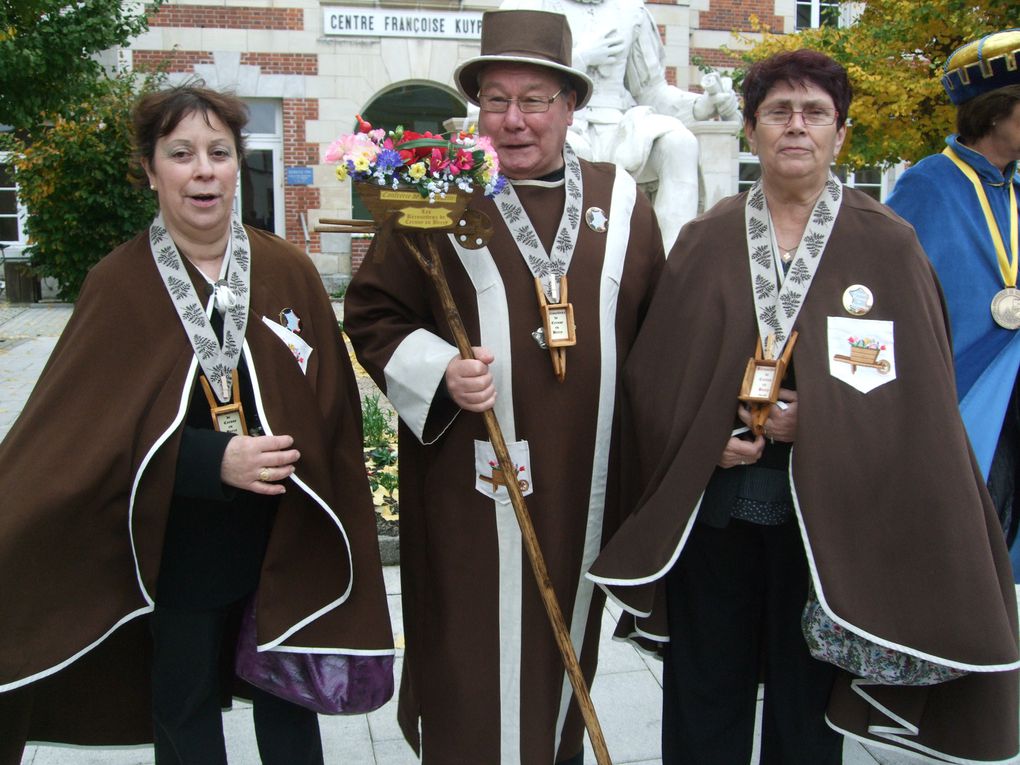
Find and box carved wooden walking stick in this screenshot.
[318,209,613,765]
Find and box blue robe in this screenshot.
[887,134,1020,580]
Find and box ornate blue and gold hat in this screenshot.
[942,29,1020,105]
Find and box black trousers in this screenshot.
[661,519,841,765]
[151,603,323,765]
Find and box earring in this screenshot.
[150,184,156,191]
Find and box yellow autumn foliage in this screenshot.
[730,1,1020,168]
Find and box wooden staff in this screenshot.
[398,231,613,765]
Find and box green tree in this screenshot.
[0,0,162,129]
[1,73,160,299]
[734,1,1020,168]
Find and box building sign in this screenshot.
[286,166,314,186]
[323,7,483,40]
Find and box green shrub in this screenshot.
[1,73,160,300]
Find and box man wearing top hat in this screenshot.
[887,30,1020,581]
[344,9,664,764]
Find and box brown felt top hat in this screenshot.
[454,10,593,109]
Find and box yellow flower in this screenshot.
[335,164,348,182]
[408,162,427,180]
[353,155,370,172]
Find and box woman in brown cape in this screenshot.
[0,85,393,763]
[589,51,1020,763]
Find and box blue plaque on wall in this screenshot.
[286,166,314,186]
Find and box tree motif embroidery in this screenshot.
[749,188,765,211]
[183,304,207,327]
[516,228,540,249]
[787,259,812,285]
[812,200,833,227]
[554,227,573,255]
[167,276,191,301]
[780,290,801,318]
[157,245,179,270]
[193,334,218,360]
[803,232,826,258]
[754,273,774,300]
[752,244,772,268]
[748,218,768,240]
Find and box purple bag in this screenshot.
[235,600,394,715]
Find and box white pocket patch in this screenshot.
[827,316,895,394]
[474,439,534,505]
[262,316,313,375]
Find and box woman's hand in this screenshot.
[763,388,798,443]
[720,405,766,468]
[446,347,496,413]
[221,434,300,496]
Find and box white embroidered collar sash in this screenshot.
[494,143,584,303]
[744,174,843,358]
[149,213,251,404]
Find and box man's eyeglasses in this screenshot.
[755,107,838,127]
[478,90,564,114]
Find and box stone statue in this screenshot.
[501,0,739,250]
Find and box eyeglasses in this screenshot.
[755,107,838,126]
[478,90,564,114]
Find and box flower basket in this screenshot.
[354,182,473,231]
[849,347,880,364]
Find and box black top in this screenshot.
[156,309,278,609]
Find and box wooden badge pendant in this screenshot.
[535,275,576,382]
[200,369,249,435]
[738,331,798,435]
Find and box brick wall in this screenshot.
[691,47,742,70]
[148,5,303,30]
[699,0,782,32]
[284,99,321,252]
[351,237,373,275]
[133,50,215,73]
[240,53,318,76]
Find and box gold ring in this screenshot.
[259,468,270,482]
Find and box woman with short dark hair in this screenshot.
[590,49,1020,764]
[0,83,393,764]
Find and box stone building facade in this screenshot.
[3,1,850,289]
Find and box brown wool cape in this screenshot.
[0,227,393,750]
[344,160,664,764]
[587,189,1020,763]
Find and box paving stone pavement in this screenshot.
[3,299,1015,764]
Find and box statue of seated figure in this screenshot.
[501,0,739,250]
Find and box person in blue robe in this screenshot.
[887,29,1020,581]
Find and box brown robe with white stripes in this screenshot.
[344,160,663,764]
[0,227,393,756]
[589,189,1020,763]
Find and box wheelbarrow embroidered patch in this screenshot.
[827,317,896,393]
[474,439,534,503]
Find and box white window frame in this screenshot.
[238,100,285,238]
[795,0,860,30]
[0,151,27,249]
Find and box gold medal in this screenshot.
[991,287,1020,330]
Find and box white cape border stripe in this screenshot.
[587,492,704,597]
[0,606,153,693]
[789,447,1020,673]
[555,168,636,753]
[827,714,1020,765]
[255,646,396,656]
[245,338,356,651]
[383,328,460,444]
[0,341,199,690]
